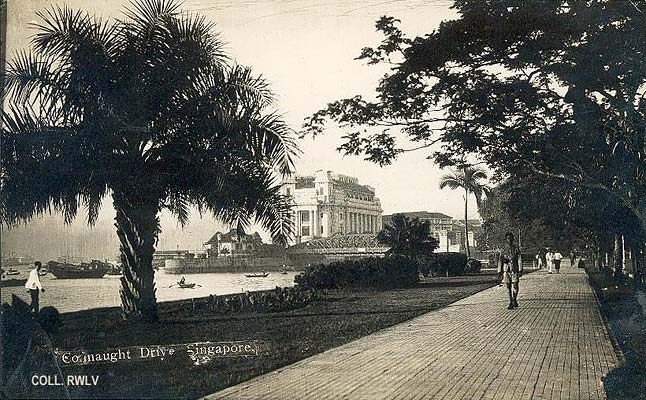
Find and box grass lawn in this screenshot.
[586,269,646,400]
[50,273,499,399]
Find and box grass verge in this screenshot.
[48,273,498,399]
[587,268,646,400]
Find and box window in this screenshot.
[286,188,291,196]
[301,226,310,236]
[299,211,310,222]
[320,226,323,234]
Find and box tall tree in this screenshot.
[1,0,297,321]
[439,166,488,258]
[378,214,438,263]
[303,2,646,236]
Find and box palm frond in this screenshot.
[1,107,108,226]
[166,192,191,227]
[439,175,462,190]
[3,51,64,112]
[246,113,299,177]
[32,5,120,60]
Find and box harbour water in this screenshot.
[1,265,299,314]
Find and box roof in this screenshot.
[295,176,315,189]
[331,178,375,195]
[383,211,453,220]
[287,234,388,253]
[204,229,263,245]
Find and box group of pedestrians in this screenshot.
[534,249,568,273]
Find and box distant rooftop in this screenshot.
[383,211,453,220]
[204,229,263,245]
[287,171,376,195]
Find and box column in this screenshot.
[344,211,348,234]
[353,213,357,233]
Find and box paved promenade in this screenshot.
[206,264,621,400]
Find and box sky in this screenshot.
[1,0,481,258]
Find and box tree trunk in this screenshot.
[464,188,470,258]
[113,190,161,321]
[613,233,623,282]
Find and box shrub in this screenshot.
[294,256,419,289]
[465,258,482,274]
[488,253,498,267]
[418,262,431,277]
[429,253,468,276]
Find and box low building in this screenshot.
[282,170,383,245]
[203,229,263,257]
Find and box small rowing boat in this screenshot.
[245,272,269,278]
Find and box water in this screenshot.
[1,265,299,314]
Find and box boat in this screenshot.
[47,260,109,279]
[245,272,269,278]
[1,256,34,267]
[177,282,196,289]
[105,264,122,275]
[4,268,20,276]
[1,278,27,287]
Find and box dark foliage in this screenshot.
[190,287,318,314]
[377,213,439,261]
[294,256,419,290]
[428,253,468,277]
[1,0,298,320]
[465,258,482,274]
[304,1,646,237]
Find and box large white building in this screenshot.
[282,171,383,245]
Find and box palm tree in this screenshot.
[377,214,438,262]
[1,0,298,321]
[439,166,490,258]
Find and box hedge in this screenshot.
[465,258,482,273]
[428,252,469,276]
[294,255,419,289]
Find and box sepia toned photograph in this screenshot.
[1,0,645,398]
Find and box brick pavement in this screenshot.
[206,263,621,400]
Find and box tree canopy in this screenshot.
[303,1,646,235]
[1,0,298,320]
[377,213,439,262]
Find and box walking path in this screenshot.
[206,264,621,400]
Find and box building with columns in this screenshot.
[282,171,383,245]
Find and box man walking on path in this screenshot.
[553,251,563,273]
[498,232,522,309]
[546,250,554,273]
[25,261,45,314]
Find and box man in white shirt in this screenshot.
[25,261,45,313]
[546,250,554,274]
[553,251,563,273]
